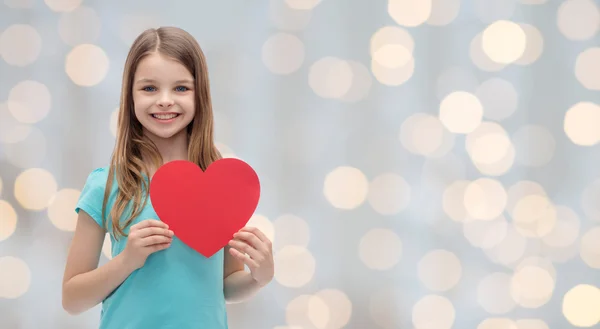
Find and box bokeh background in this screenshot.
[1,0,600,328]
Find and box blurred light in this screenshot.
[513,125,556,167]
[474,0,517,23]
[0,256,31,298]
[443,180,470,222]
[510,265,555,308]
[476,78,518,121]
[439,91,483,134]
[515,24,544,65]
[541,205,580,248]
[477,272,517,314]
[359,228,402,270]
[262,32,305,75]
[273,214,310,250]
[371,56,415,86]
[483,226,527,266]
[564,102,600,146]
[373,44,412,69]
[274,245,316,287]
[371,26,414,55]
[48,188,81,232]
[286,294,329,329]
[516,256,557,282]
[412,295,455,329]
[506,180,548,216]
[215,142,237,159]
[417,249,462,291]
[515,319,549,329]
[468,133,512,165]
[426,0,460,26]
[58,5,101,46]
[400,113,454,157]
[470,32,507,72]
[3,126,47,168]
[542,243,579,264]
[308,296,329,329]
[110,107,118,138]
[478,318,518,329]
[65,44,110,87]
[8,80,52,124]
[314,289,352,329]
[580,227,600,269]
[370,26,416,86]
[367,173,411,215]
[0,24,42,67]
[463,216,508,249]
[309,57,353,99]
[575,47,600,91]
[323,166,368,210]
[44,0,82,12]
[388,0,432,27]
[339,60,372,103]
[269,0,312,31]
[465,122,515,176]
[511,194,557,238]
[482,20,527,64]
[417,115,453,157]
[562,284,600,327]
[0,200,17,241]
[0,103,31,144]
[285,0,321,10]
[582,179,600,222]
[521,0,546,4]
[246,214,275,244]
[14,168,58,211]
[557,0,599,41]
[464,178,507,221]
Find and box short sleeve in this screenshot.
[75,167,109,229]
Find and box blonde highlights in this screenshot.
[102,27,221,239]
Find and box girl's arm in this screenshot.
[61,211,137,315]
[222,227,274,303]
[223,246,262,304]
[62,213,173,315]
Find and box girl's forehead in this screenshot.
[134,54,193,82]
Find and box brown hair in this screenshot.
[102,26,221,239]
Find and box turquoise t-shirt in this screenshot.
[75,166,229,329]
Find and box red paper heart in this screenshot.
[149,158,260,258]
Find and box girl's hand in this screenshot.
[228,227,274,287]
[122,219,174,270]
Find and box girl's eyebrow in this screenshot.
[135,78,194,84]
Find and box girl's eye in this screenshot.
[175,86,188,92]
[143,86,156,92]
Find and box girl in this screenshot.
[62,26,274,329]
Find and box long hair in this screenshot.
[102,26,221,239]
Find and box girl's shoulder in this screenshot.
[83,166,111,189]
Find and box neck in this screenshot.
[143,129,189,175]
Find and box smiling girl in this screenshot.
[61,26,274,329]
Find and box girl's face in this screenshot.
[132,52,196,142]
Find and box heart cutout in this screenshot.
[149,158,260,258]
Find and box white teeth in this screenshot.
[152,113,178,120]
